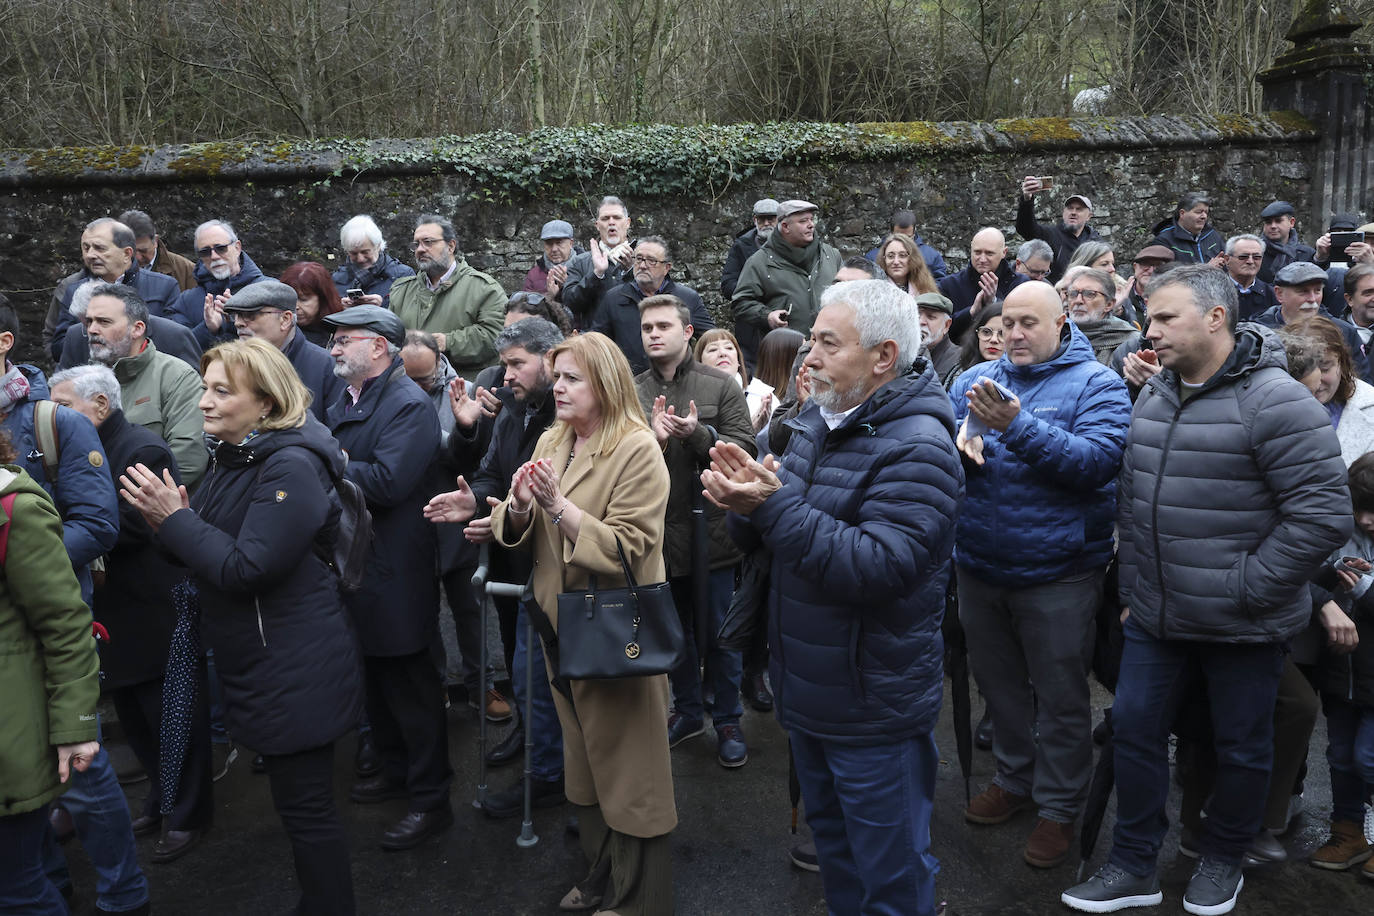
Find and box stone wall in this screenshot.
[0,115,1321,366]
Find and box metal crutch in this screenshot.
[470,550,492,810]
[472,545,540,847]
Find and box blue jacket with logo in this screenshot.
[949,322,1131,586]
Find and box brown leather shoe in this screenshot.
[1310,819,1371,870]
[152,828,203,864]
[964,783,1031,825]
[1023,817,1075,868]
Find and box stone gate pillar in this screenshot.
[1259,0,1374,228]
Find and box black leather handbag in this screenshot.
[555,536,685,680]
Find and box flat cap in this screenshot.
[1132,244,1175,263]
[1259,200,1295,219]
[222,279,298,313]
[321,304,406,346]
[776,199,819,221]
[1064,194,1094,211]
[753,198,780,217]
[540,220,573,240]
[1329,213,1360,231]
[1273,262,1328,286]
[913,292,954,315]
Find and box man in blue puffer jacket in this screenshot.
[949,280,1131,870]
[712,280,963,916]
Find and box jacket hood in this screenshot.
[210,413,346,478]
[1004,319,1098,380]
[14,363,48,400]
[192,252,266,295]
[1145,322,1285,401]
[0,463,48,499]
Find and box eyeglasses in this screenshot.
[195,242,235,258]
[232,308,285,320]
[329,334,381,349]
[1233,254,1263,261]
[1067,289,1104,300]
[976,327,1005,341]
[412,237,445,249]
[633,255,666,267]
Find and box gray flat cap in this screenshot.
[1273,262,1328,286]
[753,198,780,217]
[540,220,574,240]
[321,304,406,346]
[776,199,819,221]
[221,279,297,313]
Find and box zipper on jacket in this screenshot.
[1149,405,1183,637]
[255,596,267,647]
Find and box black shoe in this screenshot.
[355,732,381,778]
[485,727,524,767]
[250,753,266,774]
[1062,863,1162,912]
[350,775,407,804]
[482,776,566,819]
[716,724,748,768]
[789,840,820,872]
[667,713,705,748]
[744,673,774,712]
[1183,857,1243,915]
[152,828,203,864]
[49,806,75,844]
[131,814,161,838]
[975,710,994,751]
[380,805,454,850]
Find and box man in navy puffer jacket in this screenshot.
[949,280,1131,869]
[712,280,963,916]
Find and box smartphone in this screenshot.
[1038,176,1055,190]
[1338,556,1367,573]
[346,288,365,300]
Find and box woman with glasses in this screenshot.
[877,233,939,296]
[949,303,1005,388]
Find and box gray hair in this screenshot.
[1225,233,1265,255]
[1145,262,1239,332]
[194,219,238,244]
[1016,239,1054,264]
[385,341,401,360]
[1067,240,1114,270]
[341,215,386,252]
[1277,329,1325,381]
[415,213,456,245]
[49,364,122,411]
[819,280,923,371]
[599,196,629,219]
[86,217,136,251]
[119,209,156,240]
[495,317,563,356]
[71,280,148,325]
[637,235,671,260]
[402,329,440,356]
[1071,267,1117,301]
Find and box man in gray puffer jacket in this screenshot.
[1064,264,1352,916]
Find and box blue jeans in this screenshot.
[668,570,743,728]
[1,806,67,914]
[514,603,563,781]
[790,730,940,916]
[1109,619,1285,874]
[1323,696,1374,823]
[42,745,149,912]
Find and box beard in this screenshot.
[88,332,133,365]
[808,371,866,412]
[419,251,452,279]
[332,348,373,383]
[208,260,233,280]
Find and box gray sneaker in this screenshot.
[1061,863,1163,912]
[1182,857,1243,916]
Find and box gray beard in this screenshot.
[89,334,133,365]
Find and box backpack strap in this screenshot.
[33,400,61,485]
[0,492,17,566]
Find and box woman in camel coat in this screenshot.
[491,331,674,916]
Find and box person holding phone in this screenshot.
[331,214,414,310]
[1016,175,1101,283]
[949,280,1132,871]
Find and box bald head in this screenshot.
[1001,280,1067,366]
[970,227,1006,275]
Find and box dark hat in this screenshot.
[776,199,819,221]
[1132,244,1175,263]
[321,304,406,346]
[1259,200,1296,219]
[1329,213,1360,231]
[753,198,780,217]
[913,292,954,315]
[1273,262,1328,287]
[222,279,297,313]
[539,220,573,240]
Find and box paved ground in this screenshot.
[60,679,1371,915]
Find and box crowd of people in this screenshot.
[2,184,1374,916]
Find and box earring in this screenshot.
[259,413,267,420]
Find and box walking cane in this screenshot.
[516,608,539,848]
[471,548,493,809]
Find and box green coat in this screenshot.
[0,466,100,817]
[730,232,841,340]
[388,258,507,378]
[113,339,208,489]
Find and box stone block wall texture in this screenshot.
[0,115,1320,365]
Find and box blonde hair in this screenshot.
[693,328,749,387]
[201,338,312,431]
[538,332,649,456]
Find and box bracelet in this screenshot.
[508,501,531,516]
[551,501,571,526]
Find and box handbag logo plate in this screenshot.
[625,642,640,659]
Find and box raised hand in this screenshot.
[423,476,478,524]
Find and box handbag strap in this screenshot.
[576,536,638,596]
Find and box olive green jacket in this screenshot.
[730,231,841,340]
[388,257,507,378]
[112,339,207,489]
[0,466,100,817]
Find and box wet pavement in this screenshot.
[60,681,1371,915]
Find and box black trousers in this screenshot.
[108,676,214,829]
[364,650,453,812]
[262,743,355,916]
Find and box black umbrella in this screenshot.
[788,738,801,833]
[1078,707,1116,881]
[1080,557,1125,878]
[941,579,973,804]
[160,579,202,818]
[690,490,711,661]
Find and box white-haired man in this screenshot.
[332,214,415,309]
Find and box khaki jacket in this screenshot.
[152,239,199,291]
[387,257,506,378]
[492,424,676,837]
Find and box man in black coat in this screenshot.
[1252,261,1373,382]
[939,227,1026,342]
[1016,178,1101,283]
[590,235,715,374]
[1257,200,1317,284]
[222,280,345,423]
[323,306,452,850]
[1223,234,1278,321]
[431,317,568,819]
[48,364,214,858]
